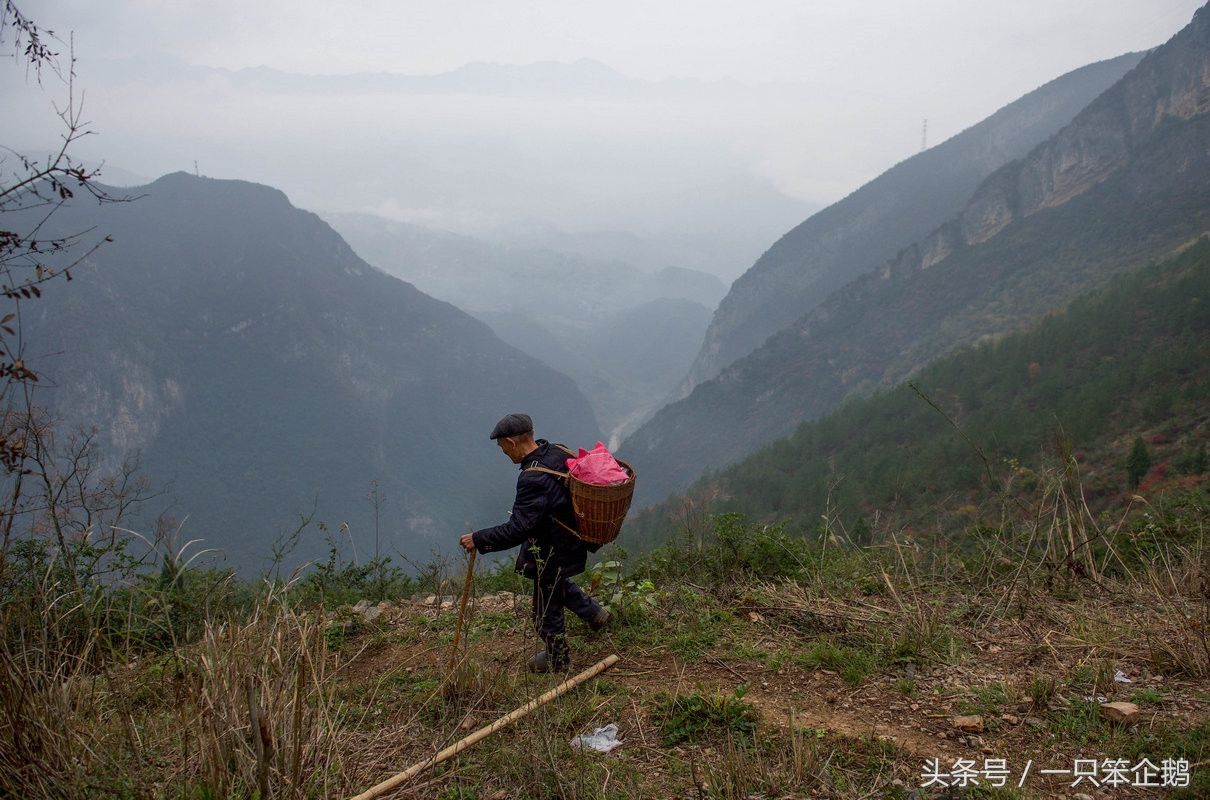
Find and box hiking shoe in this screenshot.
[588,607,612,632]
[527,649,570,674]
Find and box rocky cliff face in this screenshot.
[882,7,1210,279]
[679,51,1145,397]
[623,5,1210,508]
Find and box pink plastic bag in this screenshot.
[566,441,629,486]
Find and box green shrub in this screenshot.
[289,548,414,608]
[586,559,656,621]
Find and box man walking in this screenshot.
[460,413,610,672]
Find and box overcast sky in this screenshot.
[35,1,1198,86]
[5,1,1205,278]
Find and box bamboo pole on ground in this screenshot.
[447,547,477,670]
[349,654,620,800]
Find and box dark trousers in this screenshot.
[532,569,602,661]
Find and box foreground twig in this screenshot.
[350,654,621,800]
[447,548,477,670]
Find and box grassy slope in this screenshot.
[8,485,1208,799]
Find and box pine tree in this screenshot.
[1127,437,1152,489]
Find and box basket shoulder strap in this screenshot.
[553,442,577,457]
[525,464,569,480]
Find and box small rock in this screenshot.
[377,600,391,611]
[1100,701,1140,723]
[424,594,437,606]
[361,606,383,623]
[1073,794,1094,800]
[952,715,984,733]
[440,599,455,609]
[1000,714,1019,724]
[1024,716,1046,729]
[910,703,920,712]
[352,599,371,613]
[748,611,764,622]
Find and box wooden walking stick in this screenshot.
[349,654,620,800]
[447,542,477,670]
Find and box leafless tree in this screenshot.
[0,3,141,575]
[0,2,134,474]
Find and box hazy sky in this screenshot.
[5,1,1205,278]
[33,0,1195,79]
[39,1,1200,89]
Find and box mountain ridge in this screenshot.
[679,50,1147,396]
[21,172,601,570]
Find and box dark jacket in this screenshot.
[471,440,599,578]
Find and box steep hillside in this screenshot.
[19,173,600,570]
[681,51,1144,395]
[625,6,1210,505]
[628,238,1210,547]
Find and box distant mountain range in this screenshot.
[324,213,727,315]
[625,5,1210,506]
[90,53,825,99]
[325,213,726,440]
[18,173,600,570]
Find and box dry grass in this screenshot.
[0,581,358,799]
[175,590,349,798]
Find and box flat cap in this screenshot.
[489,412,533,440]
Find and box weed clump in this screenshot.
[652,684,758,745]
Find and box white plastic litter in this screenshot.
[570,723,624,753]
[1114,670,1133,684]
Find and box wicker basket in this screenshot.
[566,459,636,545]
